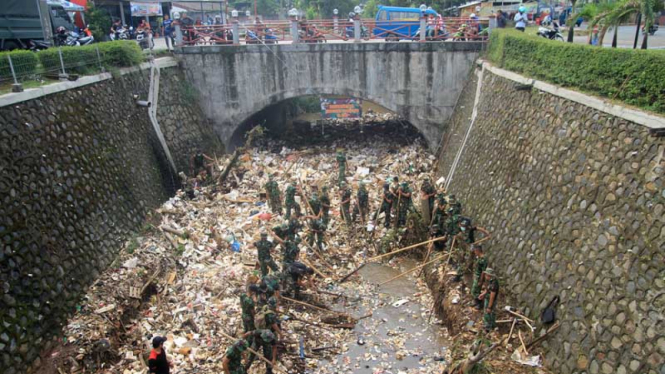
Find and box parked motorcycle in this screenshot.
[111,26,131,41]
[537,22,564,41]
[55,27,94,46]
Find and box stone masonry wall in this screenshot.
[440,69,665,374]
[0,63,222,374]
[157,68,224,173]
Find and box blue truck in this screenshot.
[373,5,439,40]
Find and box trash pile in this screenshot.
[43,129,552,374]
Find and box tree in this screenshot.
[85,3,112,42]
[589,0,660,49]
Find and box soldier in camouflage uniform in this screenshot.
[336,151,347,186]
[306,216,326,251]
[420,176,437,218]
[470,245,488,309]
[353,181,369,224]
[284,181,301,219]
[308,191,321,217]
[320,186,331,225]
[243,329,277,374]
[389,176,400,218]
[375,183,393,228]
[396,181,413,228]
[240,276,259,333]
[264,174,282,215]
[254,232,279,276]
[479,268,499,331]
[444,206,463,281]
[259,273,281,305]
[339,182,352,226]
[222,338,249,374]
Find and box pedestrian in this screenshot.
[162,15,174,51]
[514,6,528,32]
[148,336,172,373]
[496,10,506,28]
[320,185,331,225]
[254,231,279,276]
[376,183,393,228]
[479,268,499,331]
[336,151,347,186]
[339,182,352,226]
[284,181,301,219]
[222,338,249,374]
[396,181,413,228]
[470,245,487,309]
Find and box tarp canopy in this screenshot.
[48,0,86,11]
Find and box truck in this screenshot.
[373,6,439,40]
[0,0,77,50]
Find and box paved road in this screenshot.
[572,24,665,49]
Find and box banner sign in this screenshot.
[320,98,362,119]
[130,2,163,17]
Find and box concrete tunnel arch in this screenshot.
[227,87,431,149]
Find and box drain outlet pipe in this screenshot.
[136,100,152,107]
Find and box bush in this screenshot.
[37,41,143,75]
[0,50,39,81]
[487,29,665,114]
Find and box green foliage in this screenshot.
[487,29,665,114]
[85,3,113,42]
[0,50,39,80]
[37,41,143,75]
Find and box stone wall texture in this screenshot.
[0,64,221,374]
[441,68,665,374]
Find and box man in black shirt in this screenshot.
[148,336,172,373]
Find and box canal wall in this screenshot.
[0,59,221,374]
[438,62,665,374]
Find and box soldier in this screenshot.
[470,245,487,309]
[478,268,499,331]
[190,149,214,180]
[445,206,463,281]
[285,262,315,299]
[459,217,490,247]
[284,181,301,219]
[336,151,347,186]
[389,176,400,218]
[240,275,259,334]
[320,186,331,225]
[243,330,277,374]
[308,191,321,217]
[396,181,413,228]
[305,216,326,251]
[254,231,279,277]
[375,183,393,228]
[420,176,437,222]
[339,182,352,226]
[264,174,282,215]
[259,273,281,306]
[354,181,369,224]
[222,338,249,374]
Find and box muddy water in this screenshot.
[333,260,449,373]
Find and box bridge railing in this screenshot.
[178,17,489,46]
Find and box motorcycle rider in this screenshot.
[110,19,122,40]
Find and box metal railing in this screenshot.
[177,17,491,46]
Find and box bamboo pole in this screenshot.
[366,236,447,261]
[518,330,529,355]
[378,252,449,286]
[506,318,517,347]
[337,263,366,283]
[282,296,334,313]
[300,258,327,279]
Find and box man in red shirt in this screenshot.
[148,336,172,373]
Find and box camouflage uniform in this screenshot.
[397,182,413,228]
[307,218,326,251]
[264,177,282,215]
[354,183,369,223]
[224,340,248,374]
[420,178,436,217]
[336,151,347,186]
[240,293,256,333]
[376,184,393,228]
[255,235,279,276]
[308,192,321,216]
[284,183,301,219]
[245,330,276,374]
[471,255,487,299]
[320,187,331,225]
[483,276,500,330]
[339,184,352,226]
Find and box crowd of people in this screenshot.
[165,147,502,374]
